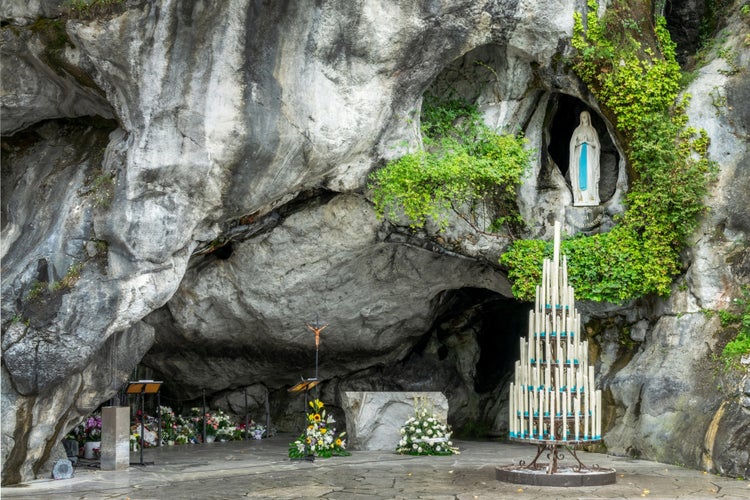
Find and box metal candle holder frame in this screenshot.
[497,222,615,486]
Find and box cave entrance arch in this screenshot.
[424,287,531,436]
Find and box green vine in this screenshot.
[369,94,532,233]
[501,0,717,303]
[719,287,750,363]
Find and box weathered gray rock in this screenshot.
[0,0,64,24]
[341,392,448,451]
[0,24,114,135]
[1,0,748,485]
[141,193,509,397]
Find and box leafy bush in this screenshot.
[501,0,716,303]
[369,95,532,233]
[721,287,750,360]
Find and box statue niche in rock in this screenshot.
[570,111,601,207]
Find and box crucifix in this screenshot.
[306,316,328,381]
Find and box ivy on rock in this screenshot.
[501,0,717,303]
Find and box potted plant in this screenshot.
[82,413,102,459]
[396,397,459,456]
[289,399,349,458]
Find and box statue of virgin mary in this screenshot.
[569,111,600,206]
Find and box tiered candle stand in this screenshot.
[496,222,616,487]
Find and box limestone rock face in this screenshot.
[1,0,748,484]
[142,194,508,396]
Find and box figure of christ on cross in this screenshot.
[306,322,328,348]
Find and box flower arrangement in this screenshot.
[247,421,266,439]
[396,398,458,456]
[130,433,140,450]
[232,421,266,440]
[175,415,198,444]
[157,405,178,442]
[75,413,102,443]
[289,399,349,458]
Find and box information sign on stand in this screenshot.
[127,380,162,466]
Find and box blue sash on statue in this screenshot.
[579,142,588,191]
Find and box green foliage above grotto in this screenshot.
[501,0,717,303]
[368,95,532,234]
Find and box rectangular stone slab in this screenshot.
[100,406,130,470]
[341,392,448,451]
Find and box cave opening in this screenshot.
[429,288,531,394]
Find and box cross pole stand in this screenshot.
[287,317,328,462]
[306,317,328,385]
[126,380,162,466]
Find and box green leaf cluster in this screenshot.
[720,287,750,360]
[502,0,717,303]
[369,95,532,232]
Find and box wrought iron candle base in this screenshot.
[496,441,616,487]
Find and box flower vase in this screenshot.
[83,441,100,459]
[205,434,216,443]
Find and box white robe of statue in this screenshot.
[569,111,600,206]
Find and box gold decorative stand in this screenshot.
[496,222,615,486]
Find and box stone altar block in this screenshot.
[101,406,130,470]
[341,392,448,451]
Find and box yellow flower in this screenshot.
[308,425,314,430]
[306,437,311,444]
[335,438,342,446]
[313,413,321,422]
[320,428,327,434]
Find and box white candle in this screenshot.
[538,390,544,439]
[527,313,532,343]
[588,366,595,438]
[520,389,525,438]
[596,390,602,438]
[509,382,515,435]
[547,315,553,362]
[535,312,541,366]
[552,260,558,309]
[524,385,529,419]
[584,394,589,440]
[549,389,556,439]
[562,391,567,440]
[574,396,580,440]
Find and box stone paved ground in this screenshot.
[2,436,748,499]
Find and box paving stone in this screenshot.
[1,436,748,499]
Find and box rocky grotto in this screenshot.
[1,0,749,486]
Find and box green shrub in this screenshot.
[721,287,750,360]
[369,95,532,233]
[501,0,716,303]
